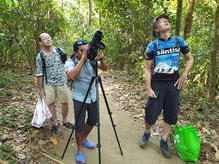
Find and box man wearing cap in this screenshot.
[139,15,194,158]
[65,40,107,163]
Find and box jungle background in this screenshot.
[0,0,218,163]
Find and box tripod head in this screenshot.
[89,60,99,77]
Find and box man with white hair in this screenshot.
[36,33,73,133]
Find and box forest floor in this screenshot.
[0,69,218,164]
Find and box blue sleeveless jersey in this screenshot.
[145,36,189,81]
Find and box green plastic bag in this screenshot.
[174,125,201,162]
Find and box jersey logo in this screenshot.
[154,62,178,74]
[157,47,180,55]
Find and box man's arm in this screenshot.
[37,76,45,99]
[174,52,194,90]
[98,59,107,71]
[35,54,45,99]
[145,60,157,98]
[95,54,107,71]
[67,54,87,81]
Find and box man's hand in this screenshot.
[95,54,104,61]
[174,73,187,90]
[81,50,88,62]
[147,88,157,99]
[38,89,45,99]
[81,45,88,62]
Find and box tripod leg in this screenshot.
[61,128,75,159]
[98,76,124,156]
[94,76,102,164]
[61,76,96,159]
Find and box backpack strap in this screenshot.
[70,54,78,66]
[40,50,47,84]
[70,54,96,77]
[152,40,159,75]
[174,37,179,48]
[56,47,67,64]
[68,54,78,89]
[154,40,158,51]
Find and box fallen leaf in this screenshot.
[202,127,211,135]
[210,143,219,160]
[18,153,26,160]
[1,134,10,142]
[49,138,58,145]
[14,145,23,152]
[31,130,39,136]
[0,159,8,164]
[153,132,159,136]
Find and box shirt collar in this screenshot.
[159,36,172,42]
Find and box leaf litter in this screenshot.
[101,70,219,163]
[0,68,218,163]
[0,69,64,163]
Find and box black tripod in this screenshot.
[61,61,123,164]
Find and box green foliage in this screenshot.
[0,69,22,88]
[180,83,219,123]
[0,0,217,94]
[0,0,67,69]
[97,0,154,74]
[1,143,17,163]
[92,0,217,91]
[185,0,216,85]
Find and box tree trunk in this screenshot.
[0,49,5,67]
[209,1,218,100]
[99,8,101,30]
[88,0,92,26]
[34,17,41,55]
[184,0,195,40]
[175,0,183,36]
[34,32,40,55]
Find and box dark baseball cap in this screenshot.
[152,14,170,37]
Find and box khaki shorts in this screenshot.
[44,84,68,105]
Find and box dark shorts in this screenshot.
[145,81,180,125]
[73,99,97,132]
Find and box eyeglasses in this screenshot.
[76,40,88,46]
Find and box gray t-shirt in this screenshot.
[36,47,67,86]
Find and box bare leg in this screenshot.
[82,124,94,141]
[48,102,58,125]
[75,131,84,153]
[75,124,94,152]
[61,102,68,123]
[162,122,171,140]
[145,122,153,132]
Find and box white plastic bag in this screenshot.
[31,98,52,128]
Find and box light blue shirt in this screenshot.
[65,56,99,103]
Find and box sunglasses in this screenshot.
[76,40,88,46]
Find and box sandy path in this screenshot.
[39,87,184,164]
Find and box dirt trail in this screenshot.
[39,88,184,164]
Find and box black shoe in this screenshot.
[139,132,150,148]
[160,139,171,158]
[51,125,58,134]
[63,122,74,129]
